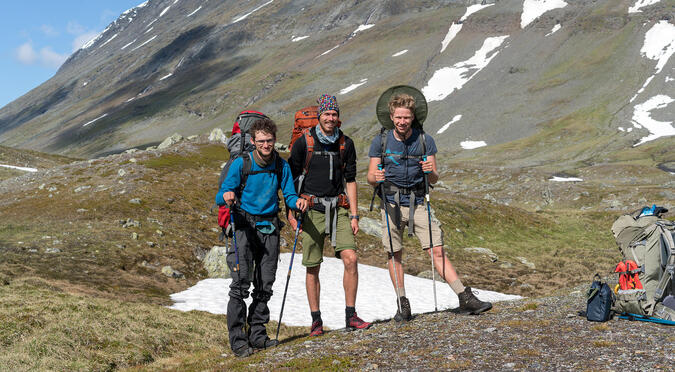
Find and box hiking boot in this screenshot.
[458,287,493,315]
[233,345,253,358]
[251,338,279,350]
[346,313,372,330]
[309,320,324,336]
[393,296,412,322]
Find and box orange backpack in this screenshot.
[289,106,341,151]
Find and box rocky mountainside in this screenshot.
[0,0,672,170]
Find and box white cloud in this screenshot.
[40,24,59,37]
[66,21,86,35]
[14,42,67,68]
[15,42,38,64]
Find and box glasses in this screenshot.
[254,139,275,145]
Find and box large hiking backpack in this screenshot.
[611,206,675,320]
[289,105,341,152]
[216,110,268,241]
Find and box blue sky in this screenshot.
[1,1,145,108]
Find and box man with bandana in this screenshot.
[288,95,372,336]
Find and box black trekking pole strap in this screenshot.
[275,213,304,341]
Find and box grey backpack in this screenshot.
[611,206,675,320]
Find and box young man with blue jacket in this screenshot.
[217,117,308,358]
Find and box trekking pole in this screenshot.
[275,213,303,341]
[379,164,403,315]
[423,156,438,312]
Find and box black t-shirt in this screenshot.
[288,127,357,197]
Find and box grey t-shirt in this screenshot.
[368,128,437,206]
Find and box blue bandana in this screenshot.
[315,124,341,144]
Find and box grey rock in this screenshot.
[274,142,288,152]
[158,133,183,149]
[147,241,156,247]
[122,219,141,228]
[516,257,536,269]
[187,135,199,141]
[208,128,227,143]
[161,266,184,278]
[118,169,127,177]
[74,185,91,193]
[129,198,142,204]
[131,232,139,240]
[417,270,445,282]
[499,261,513,269]
[464,247,498,261]
[124,148,138,154]
[359,217,383,238]
[45,247,61,254]
[203,246,231,278]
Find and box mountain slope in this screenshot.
[0,0,672,167]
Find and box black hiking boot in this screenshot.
[233,345,254,358]
[393,296,412,322]
[457,287,493,315]
[251,338,279,350]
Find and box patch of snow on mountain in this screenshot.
[146,18,158,28]
[667,76,674,82]
[392,50,408,57]
[440,3,494,53]
[145,27,154,34]
[99,33,118,48]
[629,0,662,13]
[521,0,568,29]
[641,21,675,75]
[319,44,340,57]
[121,39,137,50]
[131,35,157,51]
[423,36,509,102]
[339,79,368,95]
[82,113,108,127]
[159,6,171,17]
[549,176,583,182]
[352,24,375,35]
[159,73,173,81]
[631,95,675,146]
[187,6,202,17]
[0,164,37,172]
[292,35,309,42]
[545,23,562,36]
[169,253,522,330]
[437,115,462,134]
[233,0,274,24]
[81,24,113,50]
[461,140,487,149]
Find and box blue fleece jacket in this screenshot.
[215,154,300,215]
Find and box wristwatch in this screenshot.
[349,215,360,220]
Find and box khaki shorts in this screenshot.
[301,208,356,267]
[380,203,443,253]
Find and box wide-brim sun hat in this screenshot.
[376,85,428,130]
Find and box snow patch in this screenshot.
[461,140,487,149]
[545,23,562,36]
[641,21,675,75]
[121,39,137,50]
[146,18,158,28]
[187,6,202,17]
[631,95,675,146]
[159,6,171,17]
[549,176,583,182]
[437,115,462,134]
[440,3,494,53]
[0,164,37,173]
[629,0,662,13]
[159,73,173,81]
[131,35,157,51]
[667,76,674,82]
[233,0,274,23]
[392,50,408,57]
[292,35,309,42]
[521,0,568,29]
[82,81,88,87]
[145,27,154,34]
[423,36,509,102]
[99,33,118,48]
[339,79,368,95]
[168,253,522,330]
[352,24,375,35]
[82,113,108,127]
[319,44,340,57]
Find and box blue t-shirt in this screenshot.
[368,128,437,206]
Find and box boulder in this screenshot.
[464,247,498,261]
[203,246,231,278]
[161,266,184,278]
[158,133,183,149]
[208,128,227,143]
[359,217,383,238]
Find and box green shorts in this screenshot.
[300,208,356,267]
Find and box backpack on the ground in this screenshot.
[215,110,268,241]
[611,205,675,321]
[586,274,613,322]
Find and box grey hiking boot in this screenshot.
[457,287,493,315]
[393,296,412,322]
[233,345,253,358]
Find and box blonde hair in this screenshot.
[388,93,416,116]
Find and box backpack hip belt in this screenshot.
[234,208,282,232]
[300,194,349,247]
[382,181,425,237]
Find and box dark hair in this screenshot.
[250,118,277,139]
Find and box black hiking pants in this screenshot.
[226,220,279,351]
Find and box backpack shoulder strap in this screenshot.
[419,130,427,157]
[339,133,346,171]
[274,153,284,189]
[302,129,315,176]
[240,152,253,192]
[380,128,389,167]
